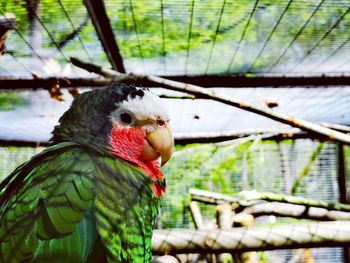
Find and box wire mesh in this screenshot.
[0,146,42,180]
[103,0,350,76]
[0,137,347,262]
[265,247,344,263]
[0,87,349,146]
[159,138,343,262]
[0,138,345,262]
[0,0,350,261]
[2,0,350,76]
[0,0,108,78]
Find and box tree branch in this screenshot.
[152,221,350,254]
[190,188,239,206]
[70,57,350,145]
[241,202,350,221]
[291,142,324,194]
[189,202,204,229]
[247,191,350,212]
[189,188,350,213]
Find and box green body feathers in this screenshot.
[0,85,171,262]
[0,143,160,262]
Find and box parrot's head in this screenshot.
[52,84,174,196]
[109,85,173,166]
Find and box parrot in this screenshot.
[0,84,174,263]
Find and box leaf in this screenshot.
[48,81,64,102]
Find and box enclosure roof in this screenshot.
[1,0,350,78]
[1,1,350,145]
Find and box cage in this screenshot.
[0,0,350,262]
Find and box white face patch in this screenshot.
[112,88,169,131]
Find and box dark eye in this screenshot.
[120,112,133,124]
[157,119,165,126]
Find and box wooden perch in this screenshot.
[189,188,350,213]
[70,57,350,145]
[246,191,350,212]
[216,204,235,263]
[241,202,350,221]
[152,221,350,255]
[217,204,235,229]
[320,122,350,134]
[189,202,204,229]
[190,188,239,206]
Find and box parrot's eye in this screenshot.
[115,110,135,126]
[121,113,132,124]
[157,119,165,126]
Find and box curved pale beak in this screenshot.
[141,123,174,166]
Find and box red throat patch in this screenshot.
[109,124,165,197]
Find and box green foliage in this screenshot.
[108,0,251,58]
[2,0,350,72]
[160,144,218,228]
[0,91,25,111]
[1,139,337,231]
[159,139,338,229]
[160,141,255,228]
[345,145,350,197]
[292,142,324,195]
[258,251,270,263]
[0,147,40,181]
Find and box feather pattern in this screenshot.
[0,142,160,262]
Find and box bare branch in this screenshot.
[189,188,350,213]
[216,204,235,263]
[291,142,324,194]
[247,191,350,212]
[146,75,350,145]
[70,57,350,145]
[241,202,350,221]
[320,123,350,134]
[189,202,204,230]
[152,221,350,254]
[190,188,238,206]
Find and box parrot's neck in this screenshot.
[109,126,165,197]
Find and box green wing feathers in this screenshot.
[0,143,161,262]
[0,145,96,262]
[94,157,159,262]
